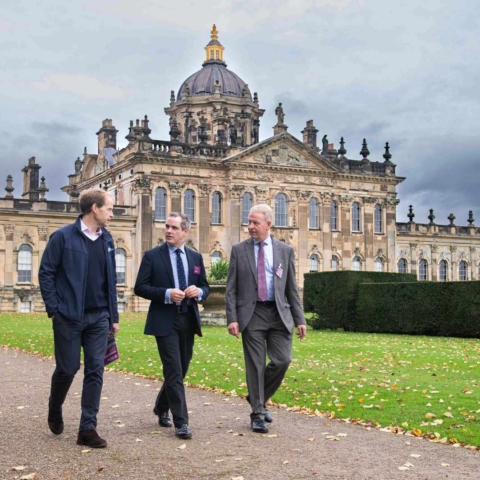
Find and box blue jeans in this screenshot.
[50,310,109,432]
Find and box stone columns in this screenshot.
[450,246,457,281]
[168,181,185,213]
[198,183,212,260]
[227,185,245,248]
[430,244,438,281]
[133,177,153,254]
[296,190,311,277]
[4,225,14,286]
[409,243,417,277]
[340,196,352,269]
[470,247,477,280]
[321,193,332,270]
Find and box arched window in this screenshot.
[332,256,339,271]
[331,200,338,231]
[115,248,126,285]
[211,251,222,265]
[18,244,32,283]
[352,256,361,272]
[154,187,167,221]
[211,191,222,224]
[352,202,361,232]
[309,255,319,272]
[275,193,288,226]
[419,259,428,281]
[184,189,195,222]
[375,258,383,272]
[439,260,447,281]
[374,204,383,233]
[459,261,467,281]
[242,193,252,225]
[397,258,407,273]
[309,198,319,229]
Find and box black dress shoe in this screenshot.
[251,420,269,433]
[153,406,173,427]
[175,424,192,439]
[76,429,107,448]
[264,408,273,423]
[246,395,273,423]
[48,403,64,435]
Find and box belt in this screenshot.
[256,301,276,307]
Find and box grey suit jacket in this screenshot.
[225,236,305,333]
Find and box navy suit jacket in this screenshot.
[134,243,210,337]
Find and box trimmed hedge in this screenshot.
[303,271,417,331]
[356,281,480,338]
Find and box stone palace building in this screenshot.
[1,26,479,313]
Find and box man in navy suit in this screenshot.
[134,212,209,439]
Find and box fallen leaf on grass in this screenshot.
[177,444,186,450]
[11,466,26,471]
[443,412,454,418]
[425,413,436,419]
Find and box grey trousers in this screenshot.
[50,310,110,432]
[241,303,293,422]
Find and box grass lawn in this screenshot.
[1,313,479,448]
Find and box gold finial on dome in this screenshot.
[204,24,225,64]
[211,24,218,40]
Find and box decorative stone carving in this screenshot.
[450,246,457,253]
[430,244,438,253]
[228,184,245,198]
[380,184,388,192]
[409,243,417,250]
[134,177,152,189]
[167,180,185,195]
[470,246,476,253]
[363,196,378,204]
[339,195,352,206]
[4,224,15,234]
[198,183,212,197]
[320,192,333,204]
[38,226,48,236]
[295,190,313,201]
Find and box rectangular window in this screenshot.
[117,302,125,313]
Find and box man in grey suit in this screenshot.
[226,204,306,433]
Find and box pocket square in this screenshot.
[193,266,201,275]
[275,263,283,278]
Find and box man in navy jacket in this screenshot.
[39,188,119,449]
[134,212,209,439]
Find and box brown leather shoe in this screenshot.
[77,429,107,448]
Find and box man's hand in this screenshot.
[170,288,186,302]
[296,324,306,340]
[228,322,240,338]
[184,285,200,299]
[112,323,120,336]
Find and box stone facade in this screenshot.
[1,25,479,313]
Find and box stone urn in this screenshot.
[201,282,227,325]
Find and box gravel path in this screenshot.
[1,346,478,480]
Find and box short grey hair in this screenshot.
[169,212,191,231]
[249,204,273,222]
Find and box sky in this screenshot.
[1,0,479,224]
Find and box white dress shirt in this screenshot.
[80,219,102,241]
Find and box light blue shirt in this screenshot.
[253,237,274,301]
[165,243,203,304]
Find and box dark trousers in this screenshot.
[242,303,292,422]
[154,309,196,428]
[50,310,110,432]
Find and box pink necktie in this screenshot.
[257,241,268,301]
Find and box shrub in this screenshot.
[208,259,229,283]
[356,281,480,338]
[303,271,417,330]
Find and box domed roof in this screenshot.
[177,60,251,101]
